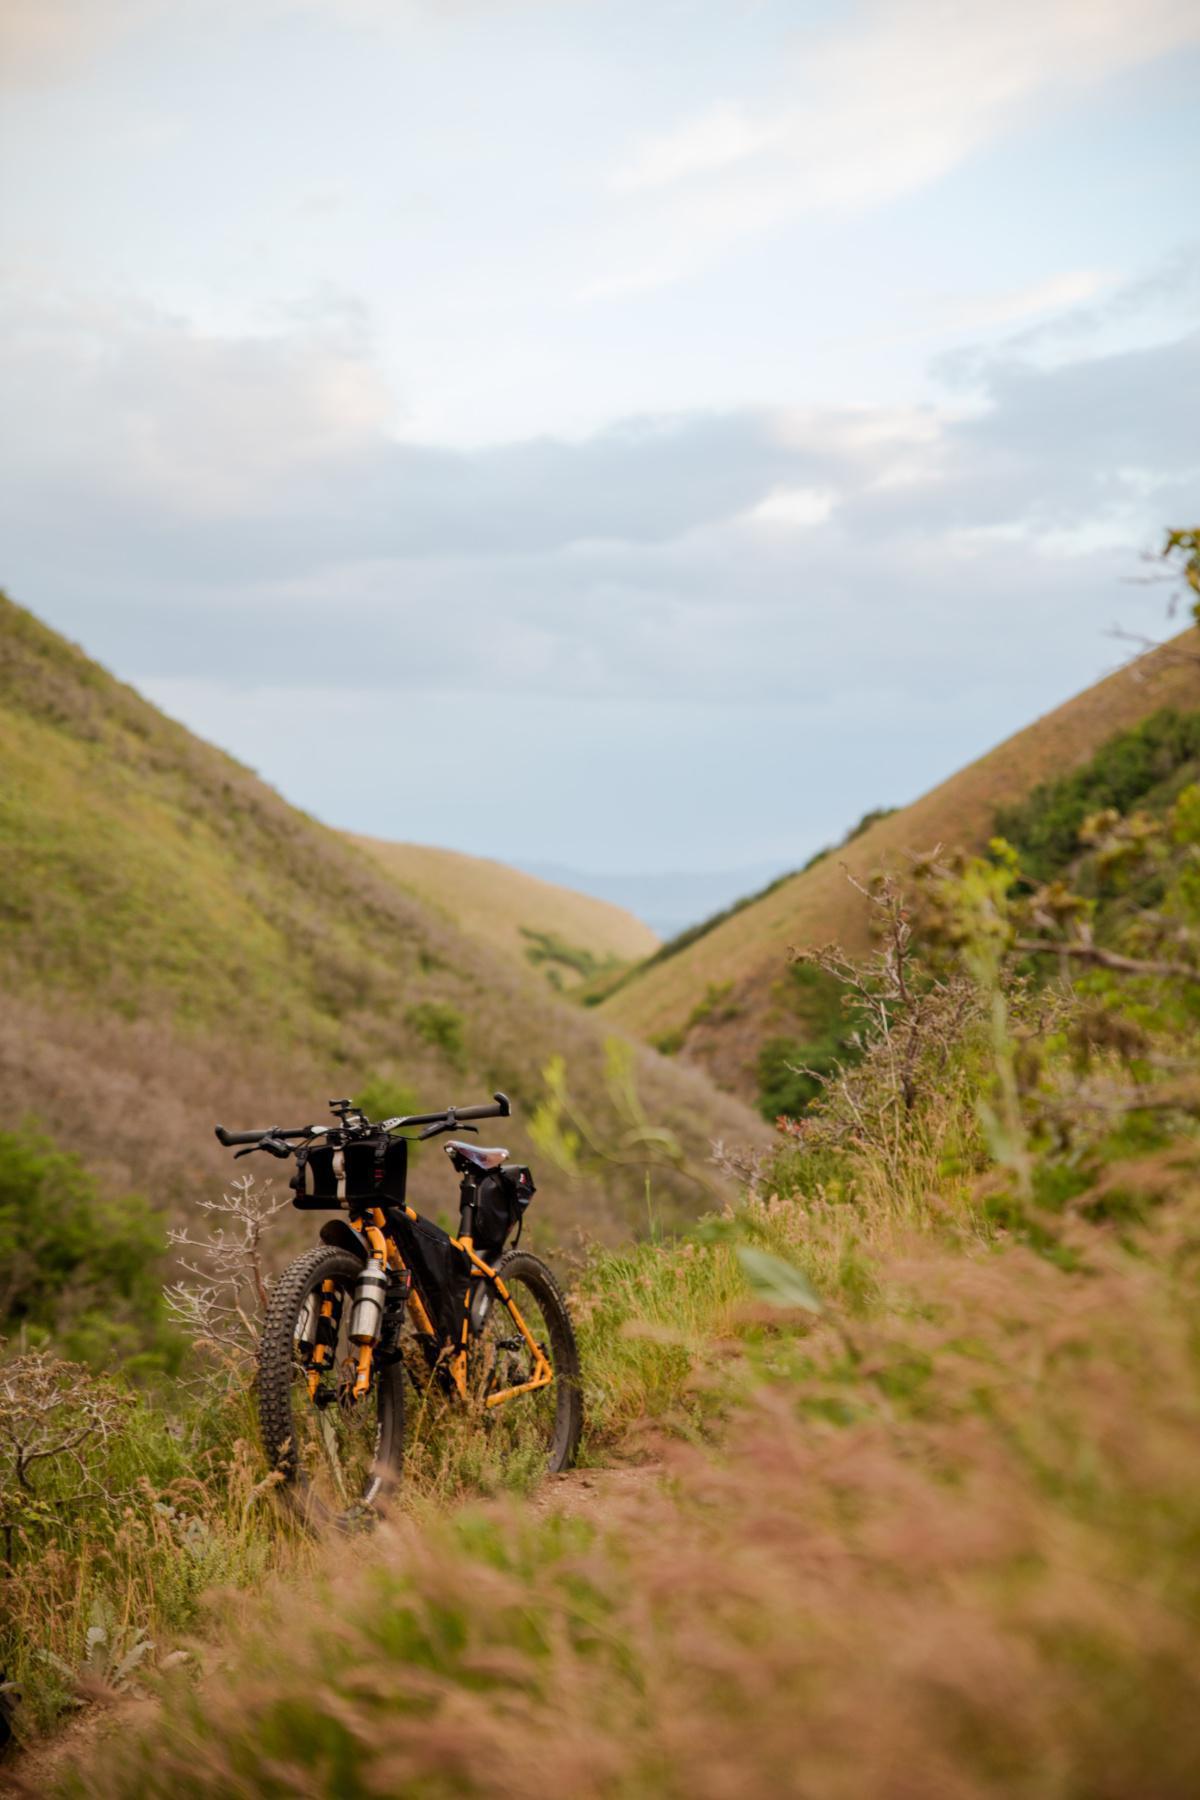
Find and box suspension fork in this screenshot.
[306,1280,342,1400]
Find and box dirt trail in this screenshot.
[532,1461,664,1523]
[1,1695,156,1797]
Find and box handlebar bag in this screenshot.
[472,1165,536,1263]
[292,1135,409,1210]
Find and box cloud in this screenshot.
[0,0,162,89]
[744,487,835,530]
[961,241,1200,363]
[0,273,1192,727]
[928,272,1114,338]
[0,0,565,89]
[592,0,1200,294]
[0,285,391,518]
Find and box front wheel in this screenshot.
[257,1244,406,1531]
[468,1250,583,1477]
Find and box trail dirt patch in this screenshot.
[531,1460,665,1525]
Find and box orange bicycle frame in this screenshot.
[345,1206,553,1406]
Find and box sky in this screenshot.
[2,0,1198,892]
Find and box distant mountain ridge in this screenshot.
[519,859,791,939]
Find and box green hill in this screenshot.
[352,836,658,992]
[0,591,766,1249]
[601,632,1200,1110]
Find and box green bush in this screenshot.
[755,963,853,1121]
[354,1075,421,1124]
[997,707,1200,880]
[519,927,616,983]
[757,1034,845,1120]
[0,1122,174,1371]
[405,1000,467,1070]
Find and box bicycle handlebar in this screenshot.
[389,1092,511,1128]
[214,1092,511,1150]
[214,1125,314,1147]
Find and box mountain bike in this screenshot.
[214,1091,581,1528]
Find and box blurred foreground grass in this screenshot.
[47,1157,1200,1799]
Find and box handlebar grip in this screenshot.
[215,1125,312,1147]
[453,1092,511,1122]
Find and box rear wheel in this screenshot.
[467,1250,582,1477]
[257,1245,405,1531]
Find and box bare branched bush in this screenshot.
[709,1138,771,1196]
[783,866,983,1172]
[164,1172,291,1392]
[0,1352,132,1562]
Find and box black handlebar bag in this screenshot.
[291,1135,409,1211]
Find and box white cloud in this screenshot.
[925,271,1113,336]
[611,99,787,194]
[745,486,835,529]
[0,283,391,515]
[1,274,1192,720]
[594,0,1200,294]
[4,270,1191,869]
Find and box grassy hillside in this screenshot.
[352,837,658,992]
[33,769,1200,1792]
[603,632,1200,1104]
[0,591,766,1253]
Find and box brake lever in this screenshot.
[417,1120,478,1140]
[235,1134,292,1160]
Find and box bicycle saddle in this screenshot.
[445,1140,509,1170]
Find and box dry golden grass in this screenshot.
[352,837,657,989]
[603,632,1200,1095]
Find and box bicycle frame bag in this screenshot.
[472,1165,536,1263]
[389,1212,467,1343]
[291,1134,408,1211]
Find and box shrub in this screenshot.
[0,1352,305,1735]
[354,1075,421,1124]
[996,706,1200,880]
[755,963,852,1121]
[0,1122,173,1371]
[519,927,616,984]
[757,1033,844,1120]
[404,1001,467,1070]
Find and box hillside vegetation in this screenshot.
[9,572,1200,1786]
[38,745,1200,1796]
[602,632,1200,1107]
[0,590,766,1259]
[352,836,658,992]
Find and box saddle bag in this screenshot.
[472,1165,536,1264]
[291,1134,408,1211]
